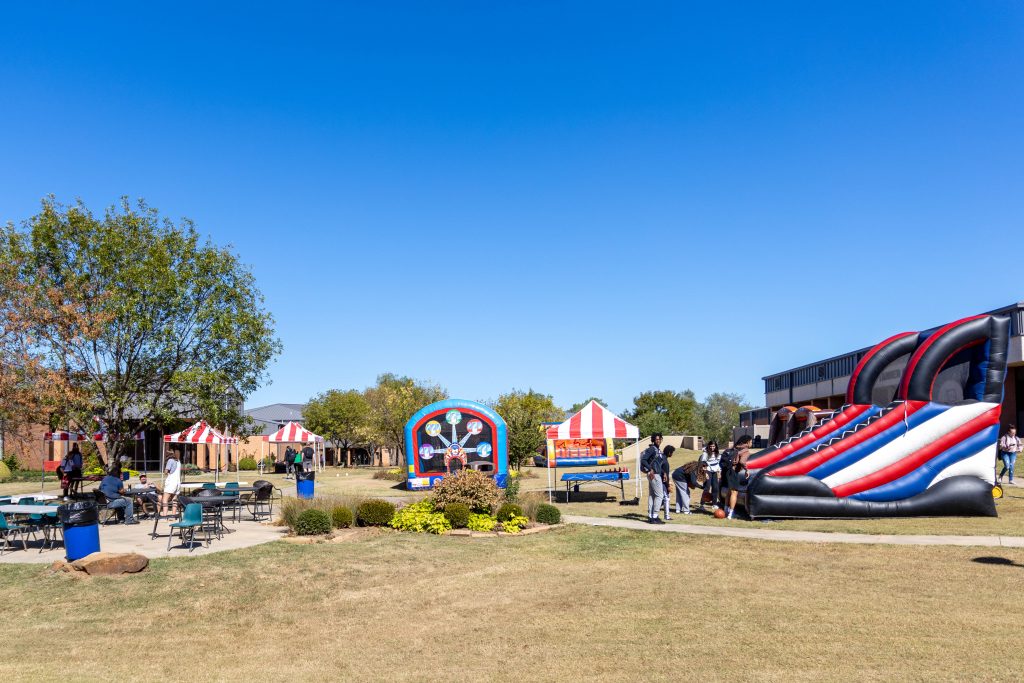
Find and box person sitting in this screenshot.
[98,465,139,525]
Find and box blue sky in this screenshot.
[1,2,1021,413]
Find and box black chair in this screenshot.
[92,490,119,525]
[246,481,274,521]
[192,489,226,539]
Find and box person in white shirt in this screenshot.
[698,441,722,511]
[998,425,1021,485]
[161,451,182,515]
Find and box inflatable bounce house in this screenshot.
[404,399,508,490]
[747,313,1009,518]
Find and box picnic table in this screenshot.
[0,504,60,515]
[7,494,58,503]
[560,471,631,502]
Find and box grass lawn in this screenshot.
[1,525,1021,681]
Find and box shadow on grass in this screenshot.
[972,556,1024,569]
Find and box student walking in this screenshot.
[998,425,1021,485]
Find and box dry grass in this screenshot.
[1,525,1021,681]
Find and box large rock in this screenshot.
[69,552,149,576]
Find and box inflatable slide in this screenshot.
[747,314,1008,518]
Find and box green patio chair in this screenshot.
[0,513,29,554]
[168,503,205,552]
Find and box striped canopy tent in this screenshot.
[43,431,90,442]
[262,422,325,472]
[41,429,146,491]
[545,401,641,501]
[162,420,238,483]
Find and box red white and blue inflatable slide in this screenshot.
[746,313,1009,518]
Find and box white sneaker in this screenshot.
[683,509,692,515]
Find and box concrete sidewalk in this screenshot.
[0,518,287,564]
[564,515,1024,548]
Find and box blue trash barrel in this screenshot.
[296,470,315,499]
[58,501,100,561]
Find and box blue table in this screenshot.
[560,471,631,502]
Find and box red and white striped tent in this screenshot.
[262,422,325,472]
[41,429,146,491]
[545,401,641,501]
[162,420,238,483]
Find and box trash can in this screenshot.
[59,501,100,561]
[296,470,315,499]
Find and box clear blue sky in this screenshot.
[1,2,1021,414]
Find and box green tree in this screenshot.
[567,397,606,415]
[364,373,447,469]
[304,389,370,467]
[624,389,704,437]
[494,389,564,470]
[701,392,754,445]
[1,197,281,460]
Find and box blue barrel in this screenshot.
[296,470,315,499]
[59,501,101,561]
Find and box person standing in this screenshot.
[998,425,1021,485]
[640,433,666,524]
[284,446,295,479]
[301,442,314,473]
[60,444,84,497]
[161,450,182,516]
[723,435,753,519]
[294,445,305,475]
[699,440,722,512]
[661,445,675,520]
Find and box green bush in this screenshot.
[0,460,11,483]
[238,457,258,471]
[431,470,501,513]
[466,513,497,532]
[295,508,332,536]
[1,453,19,472]
[390,499,451,534]
[503,478,520,503]
[534,503,561,525]
[182,464,203,476]
[331,505,354,529]
[496,503,523,522]
[443,502,471,529]
[357,499,396,526]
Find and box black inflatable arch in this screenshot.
[900,315,1010,404]
[846,331,920,406]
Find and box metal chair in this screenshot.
[246,481,274,521]
[168,503,205,552]
[0,513,30,554]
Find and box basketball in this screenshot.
[713,508,726,519]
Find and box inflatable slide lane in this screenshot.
[747,314,1009,519]
[747,330,922,474]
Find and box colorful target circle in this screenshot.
[419,444,435,460]
[445,410,462,425]
[466,419,484,435]
[424,420,442,436]
[476,441,492,459]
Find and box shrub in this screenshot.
[0,461,11,483]
[357,499,396,526]
[373,468,407,481]
[496,503,523,522]
[535,503,561,525]
[467,513,497,532]
[239,457,258,471]
[431,470,501,513]
[503,478,520,503]
[500,515,530,534]
[295,508,332,536]
[2,453,19,472]
[182,464,203,476]
[443,502,471,529]
[331,506,354,529]
[390,499,451,534]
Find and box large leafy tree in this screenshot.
[701,392,753,445]
[364,373,447,468]
[567,397,605,415]
[304,389,370,467]
[624,389,704,438]
[494,389,564,470]
[2,197,281,461]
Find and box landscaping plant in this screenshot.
[496,503,524,522]
[442,502,471,529]
[294,508,332,536]
[430,469,501,513]
[466,513,497,532]
[331,506,354,529]
[534,503,561,525]
[357,499,396,526]
[390,500,451,534]
[238,457,258,471]
[500,515,530,534]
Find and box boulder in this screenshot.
[69,552,149,576]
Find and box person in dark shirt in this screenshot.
[723,435,753,520]
[98,466,138,524]
[301,442,314,473]
[661,445,675,520]
[640,433,666,524]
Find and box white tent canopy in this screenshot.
[162,420,238,483]
[545,401,641,501]
[41,428,146,491]
[262,421,325,472]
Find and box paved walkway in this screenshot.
[0,518,287,564]
[564,515,1024,548]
